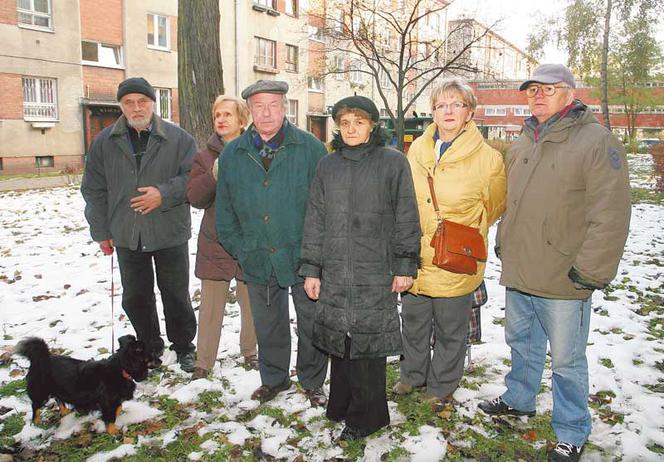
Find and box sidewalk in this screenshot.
[0,174,82,192]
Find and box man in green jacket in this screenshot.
[478,64,631,462]
[81,77,197,372]
[216,80,328,405]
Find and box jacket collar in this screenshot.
[235,120,304,153]
[523,100,589,143]
[110,114,167,140]
[412,120,484,173]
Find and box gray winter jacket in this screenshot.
[81,114,196,251]
[299,136,421,359]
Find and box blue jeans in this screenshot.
[501,288,592,447]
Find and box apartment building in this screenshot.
[472,80,664,140]
[0,0,181,174]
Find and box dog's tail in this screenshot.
[15,337,51,364]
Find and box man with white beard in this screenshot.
[81,77,198,372]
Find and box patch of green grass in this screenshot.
[633,359,644,366]
[0,413,24,448]
[631,187,664,205]
[648,443,664,454]
[195,390,225,413]
[3,334,13,340]
[646,317,663,340]
[655,360,664,373]
[341,437,367,460]
[643,380,664,393]
[600,358,615,369]
[33,427,119,460]
[259,405,295,427]
[0,379,26,397]
[384,445,412,461]
[150,395,190,429]
[492,317,505,327]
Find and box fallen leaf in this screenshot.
[9,368,23,378]
[522,430,538,441]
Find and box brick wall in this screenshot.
[80,0,123,44]
[0,155,84,175]
[0,0,17,25]
[82,66,125,101]
[170,15,177,51]
[171,88,180,124]
[0,73,24,119]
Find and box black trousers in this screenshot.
[115,242,196,355]
[326,336,389,433]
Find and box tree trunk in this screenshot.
[178,1,224,148]
[600,0,612,130]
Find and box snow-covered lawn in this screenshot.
[1,155,662,460]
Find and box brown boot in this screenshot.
[191,367,209,380]
[392,382,414,395]
[304,387,327,407]
[251,380,292,403]
[244,355,259,371]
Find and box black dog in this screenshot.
[15,335,148,434]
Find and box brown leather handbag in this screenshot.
[427,174,487,275]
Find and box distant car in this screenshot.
[638,139,662,152]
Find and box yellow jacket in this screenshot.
[407,121,506,297]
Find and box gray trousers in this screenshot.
[400,292,472,398]
[247,276,328,389]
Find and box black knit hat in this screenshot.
[331,95,380,122]
[117,77,156,102]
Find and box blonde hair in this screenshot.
[430,78,477,112]
[211,95,250,127]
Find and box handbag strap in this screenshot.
[426,174,442,223]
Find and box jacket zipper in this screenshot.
[346,159,354,338]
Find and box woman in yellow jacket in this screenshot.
[394,78,506,404]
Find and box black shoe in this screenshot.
[305,387,327,407]
[176,351,196,373]
[338,426,374,441]
[478,397,535,417]
[251,380,292,403]
[548,442,584,461]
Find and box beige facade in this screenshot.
[0,0,84,173]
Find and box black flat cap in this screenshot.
[117,77,156,102]
[331,95,380,122]
[241,80,289,100]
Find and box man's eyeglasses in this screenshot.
[433,102,468,112]
[525,84,570,98]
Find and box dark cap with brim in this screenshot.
[241,80,289,100]
[117,77,156,102]
[519,63,577,91]
[331,95,380,122]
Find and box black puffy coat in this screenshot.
[299,131,421,359]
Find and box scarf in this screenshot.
[251,121,287,163]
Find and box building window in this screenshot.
[333,55,345,79]
[17,0,52,30]
[308,25,324,42]
[513,107,531,116]
[484,107,507,116]
[255,37,276,68]
[285,0,297,16]
[22,77,57,121]
[154,88,171,121]
[379,69,391,88]
[308,76,324,92]
[147,14,170,50]
[380,108,389,118]
[350,61,365,85]
[285,44,298,72]
[35,155,54,168]
[81,41,123,68]
[254,0,275,7]
[0,158,3,170]
[287,99,298,125]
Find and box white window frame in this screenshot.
[81,41,124,68]
[255,37,276,68]
[285,44,298,72]
[285,0,297,16]
[22,76,58,121]
[254,0,275,7]
[147,13,171,51]
[333,55,345,80]
[350,61,365,85]
[484,107,507,116]
[308,25,324,42]
[287,99,298,126]
[17,0,53,31]
[379,69,391,88]
[154,88,172,121]
[35,155,54,168]
[307,76,324,92]
[513,106,531,116]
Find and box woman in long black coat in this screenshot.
[299,96,421,441]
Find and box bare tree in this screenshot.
[178,0,224,147]
[310,0,496,151]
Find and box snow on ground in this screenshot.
[0,157,662,460]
